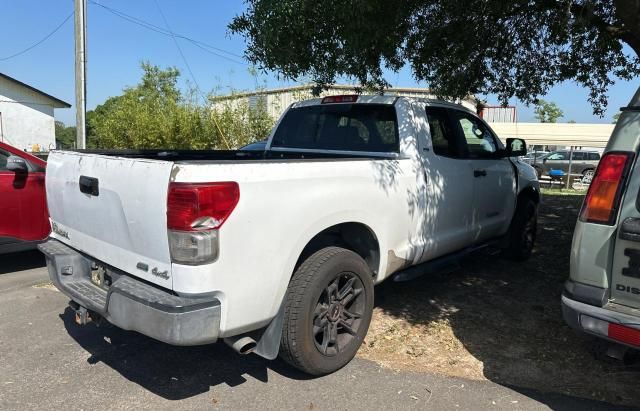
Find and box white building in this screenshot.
[0,73,71,152]
[488,122,614,149]
[211,84,479,119]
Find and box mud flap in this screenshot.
[253,303,285,360]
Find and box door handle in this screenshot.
[474,169,487,178]
[79,175,99,196]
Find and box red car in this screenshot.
[0,141,49,254]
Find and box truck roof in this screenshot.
[291,95,475,113]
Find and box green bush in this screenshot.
[87,63,276,150]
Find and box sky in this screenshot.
[0,0,638,126]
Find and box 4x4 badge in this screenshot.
[151,267,169,279]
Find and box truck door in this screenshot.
[416,106,474,261]
[451,111,517,243]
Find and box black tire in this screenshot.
[582,169,595,184]
[503,198,538,261]
[279,246,374,376]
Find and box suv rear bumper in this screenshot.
[562,283,640,348]
[38,239,221,346]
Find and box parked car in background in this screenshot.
[531,149,600,181]
[562,100,640,354]
[521,151,549,165]
[0,141,49,254]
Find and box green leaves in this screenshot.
[230,0,640,115]
[86,63,276,150]
[54,121,76,149]
[534,100,564,123]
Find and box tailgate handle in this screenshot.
[79,176,99,196]
[620,218,640,242]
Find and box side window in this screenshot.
[0,149,9,171]
[425,107,459,157]
[571,152,586,160]
[454,113,497,158]
[547,152,567,160]
[589,152,600,160]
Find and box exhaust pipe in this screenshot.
[224,335,257,355]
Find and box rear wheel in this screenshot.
[279,247,374,376]
[582,169,595,184]
[503,198,538,261]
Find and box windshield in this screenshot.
[271,104,399,153]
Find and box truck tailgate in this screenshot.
[45,151,175,289]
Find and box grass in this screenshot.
[541,187,588,196]
[358,193,640,406]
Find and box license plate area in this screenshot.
[90,263,112,290]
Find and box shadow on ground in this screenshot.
[372,194,640,406]
[59,307,311,400]
[0,250,45,274]
[52,195,638,406]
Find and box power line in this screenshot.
[0,12,73,61]
[87,0,246,65]
[152,0,202,95]
[152,0,231,149]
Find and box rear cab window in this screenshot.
[425,107,463,158]
[271,104,399,153]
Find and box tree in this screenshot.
[87,63,276,149]
[534,100,564,123]
[230,1,640,115]
[54,121,76,149]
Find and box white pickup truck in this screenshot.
[39,95,539,375]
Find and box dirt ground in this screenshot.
[358,192,640,406]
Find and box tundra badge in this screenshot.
[51,222,70,239]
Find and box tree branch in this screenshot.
[571,1,640,56]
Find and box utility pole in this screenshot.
[74,0,87,149]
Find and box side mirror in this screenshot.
[6,156,28,173]
[505,138,527,157]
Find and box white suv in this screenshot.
[563,89,640,350]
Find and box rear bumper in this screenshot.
[38,239,221,346]
[562,281,640,348]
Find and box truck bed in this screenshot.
[77,149,396,162]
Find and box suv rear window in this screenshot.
[271,104,399,153]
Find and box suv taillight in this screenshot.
[579,152,634,225]
[167,182,240,264]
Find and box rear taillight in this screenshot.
[580,315,640,347]
[167,182,240,231]
[167,182,239,264]
[579,152,634,225]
